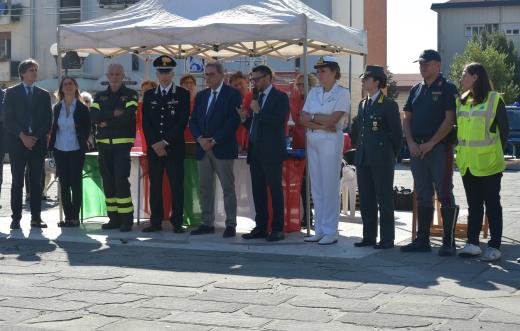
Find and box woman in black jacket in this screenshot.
[49,77,91,227]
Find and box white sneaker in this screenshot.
[458,243,482,257]
[304,234,324,242]
[318,234,338,245]
[481,247,502,262]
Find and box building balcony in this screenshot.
[98,0,140,8]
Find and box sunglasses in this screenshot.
[249,74,267,82]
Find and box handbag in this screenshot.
[393,186,413,211]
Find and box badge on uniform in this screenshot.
[432,91,442,102]
[372,120,379,131]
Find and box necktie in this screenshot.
[250,92,265,143]
[366,98,372,111]
[162,89,167,97]
[26,86,33,133]
[207,91,218,115]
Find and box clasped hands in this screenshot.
[408,141,434,159]
[19,132,38,150]
[152,140,168,157]
[98,108,124,128]
[197,137,216,152]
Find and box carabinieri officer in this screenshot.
[141,55,190,233]
[354,65,402,249]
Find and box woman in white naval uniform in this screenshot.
[300,56,350,245]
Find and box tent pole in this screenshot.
[303,37,311,237]
[144,55,150,80]
[57,27,63,81]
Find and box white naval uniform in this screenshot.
[302,83,350,236]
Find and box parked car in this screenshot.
[506,106,520,158]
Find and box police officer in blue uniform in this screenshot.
[141,55,190,233]
[401,50,459,256]
[354,65,402,249]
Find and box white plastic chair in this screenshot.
[340,160,357,219]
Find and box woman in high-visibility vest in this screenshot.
[456,62,509,262]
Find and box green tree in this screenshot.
[386,67,399,100]
[473,30,520,102]
[449,40,520,104]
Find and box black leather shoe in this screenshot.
[374,241,394,249]
[10,220,20,230]
[354,239,376,247]
[190,225,215,235]
[101,221,120,230]
[223,226,236,238]
[242,228,269,240]
[120,221,133,232]
[30,219,47,228]
[173,225,186,234]
[266,231,285,242]
[400,240,432,253]
[142,225,162,233]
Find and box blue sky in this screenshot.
[388,0,445,73]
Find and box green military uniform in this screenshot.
[90,84,138,231]
[354,65,402,248]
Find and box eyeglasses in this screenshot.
[250,74,267,82]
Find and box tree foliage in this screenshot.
[386,67,399,100]
[449,39,520,104]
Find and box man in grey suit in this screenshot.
[189,62,242,238]
[354,65,402,250]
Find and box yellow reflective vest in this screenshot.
[455,91,505,176]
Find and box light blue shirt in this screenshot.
[54,99,80,152]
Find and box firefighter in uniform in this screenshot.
[141,55,190,233]
[354,65,402,249]
[90,63,139,232]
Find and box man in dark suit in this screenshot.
[239,65,289,242]
[3,59,52,229]
[354,65,403,249]
[141,55,190,233]
[189,62,241,238]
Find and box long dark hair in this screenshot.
[462,62,494,105]
[57,76,82,102]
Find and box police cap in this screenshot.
[359,65,386,80]
[414,49,441,63]
[153,55,176,72]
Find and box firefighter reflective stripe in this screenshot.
[117,197,132,204]
[96,138,135,144]
[90,102,100,110]
[125,101,138,108]
[105,197,117,203]
[117,206,134,214]
[106,206,118,212]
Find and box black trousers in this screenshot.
[300,166,313,222]
[98,143,133,224]
[462,170,503,249]
[10,149,44,221]
[54,149,85,221]
[250,151,284,233]
[356,165,395,243]
[148,150,184,227]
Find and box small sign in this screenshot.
[187,56,204,73]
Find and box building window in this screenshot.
[59,0,81,24]
[503,24,520,35]
[465,24,499,37]
[0,32,11,60]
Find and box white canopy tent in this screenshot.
[57,0,367,232]
[58,0,367,60]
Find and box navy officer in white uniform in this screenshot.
[299,56,350,245]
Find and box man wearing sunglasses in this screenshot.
[238,65,289,242]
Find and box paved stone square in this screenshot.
[0,164,519,330]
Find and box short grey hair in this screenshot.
[80,91,93,103]
[205,61,224,74]
[107,63,125,74]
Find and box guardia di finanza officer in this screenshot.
[354,65,402,250]
[141,55,190,233]
[90,63,139,232]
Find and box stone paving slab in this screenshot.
[98,320,212,331]
[336,311,440,329]
[162,311,271,328]
[139,297,246,313]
